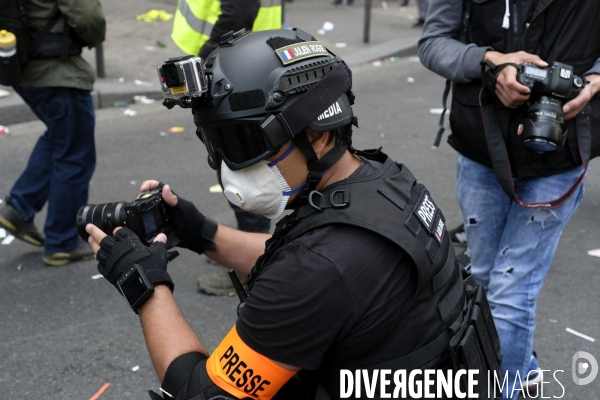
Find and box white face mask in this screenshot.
[220,143,305,219]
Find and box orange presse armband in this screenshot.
[206,325,296,399]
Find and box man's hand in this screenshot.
[139,180,215,255]
[563,73,600,120]
[484,51,548,108]
[87,225,168,285]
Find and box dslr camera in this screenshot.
[76,188,173,246]
[157,55,207,109]
[516,61,586,152]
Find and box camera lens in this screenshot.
[162,63,184,88]
[520,95,566,152]
[76,202,127,242]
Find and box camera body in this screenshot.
[76,189,173,246]
[515,62,586,152]
[157,55,207,108]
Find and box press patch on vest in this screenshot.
[274,41,330,65]
[415,191,438,233]
[433,214,445,244]
[206,325,296,399]
[229,89,265,112]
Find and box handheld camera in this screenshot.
[516,61,586,152]
[76,188,173,246]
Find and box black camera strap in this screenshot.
[479,87,590,209]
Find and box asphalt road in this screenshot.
[1,58,599,399]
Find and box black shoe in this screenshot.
[42,241,94,266]
[412,18,425,28]
[0,198,44,247]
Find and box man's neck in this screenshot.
[316,150,362,190]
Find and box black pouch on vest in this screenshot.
[449,282,503,400]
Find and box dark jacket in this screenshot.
[198,0,260,59]
[20,0,106,90]
[419,0,600,177]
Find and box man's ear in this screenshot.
[304,128,330,158]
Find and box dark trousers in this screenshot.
[10,86,96,253]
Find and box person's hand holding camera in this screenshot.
[563,73,600,120]
[483,50,548,108]
[139,180,217,255]
[86,225,174,304]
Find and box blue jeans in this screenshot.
[456,154,584,400]
[10,86,96,253]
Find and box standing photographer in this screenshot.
[418,0,600,398]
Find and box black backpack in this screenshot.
[0,0,84,85]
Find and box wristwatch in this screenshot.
[117,264,174,312]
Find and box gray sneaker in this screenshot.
[198,265,247,296]
[42,241,95,266]
[0,199,45,247]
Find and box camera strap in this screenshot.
[479,87,590,208]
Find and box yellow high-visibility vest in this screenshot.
[172,0,282,56]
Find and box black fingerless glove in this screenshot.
[97,228,174,292]
[166,196,218,255]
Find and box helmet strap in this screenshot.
[293,132,348,204]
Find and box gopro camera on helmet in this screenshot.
[516,61,586,153]
[157,55,208,109]
[76,189,173,246]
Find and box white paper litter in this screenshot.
[92,274,104,280]
[118,77,125,83]
[130,181,137,185]
[0,228,5,238]
[134,79,153,87]
[2,235,15,245]
[380,133,385,138]
[132,365,140,372]
[123,109,137,117]
[159,131,167,137]
[409,56,420,62]
[0,198,3,204]
[0,89,10,98]
[429,108,444,115]
[134,95,156,104]
[322,21,334,31]
[407,77,415,83]
[144,46,155,51]
[335,43,347,48]
[549,319,558,323]
[372,61,382,67]
[587,249,600,258]
[566,327,595,342]
[209,184,223,193]
[317,29,326,35]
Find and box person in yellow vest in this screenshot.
[172,0,282,59]
[171,0,283,296]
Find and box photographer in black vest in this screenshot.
[84,29,501,399]
[419,1,600,398]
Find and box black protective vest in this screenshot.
[247,151,465,399]
[449,0,600,177]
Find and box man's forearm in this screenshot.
[138,286,209,381]
[205,224,270,276]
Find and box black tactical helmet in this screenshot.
[194,28,356,171]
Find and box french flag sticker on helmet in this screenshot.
[280,49,295,61]
[274,41,330,65]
